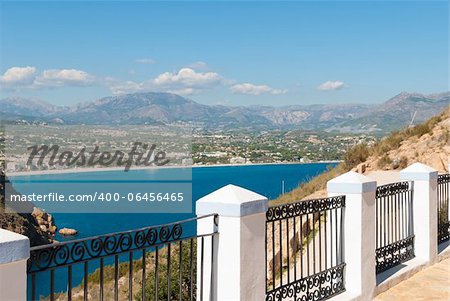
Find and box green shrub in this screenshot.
[373,130,406,156]
[343,143,370,169]
[443,128,450,143]
[79,241,197,301]
[407,123,430,138]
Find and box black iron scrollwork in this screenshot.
[438,173,450,185]
[438,222,450,244]
[375,235,415,274]
[266,196,345,222]
[376,181,410,198]
[265,264,346,301]
[28,220,184,273]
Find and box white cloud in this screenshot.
[107,67,222,95]
[318,80,345,91]
[36,69,95,87]
[135,58,155,64]
[0,66,36,86]
[154,68,221,88]
[0,66,95,91]
[230,83,287,95]
[2,64,290,100]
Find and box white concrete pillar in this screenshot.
[196,184,268,301]
[327,171,377,301]
[400,162,438,263]
[0,229,30,301]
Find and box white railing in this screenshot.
[0,163,449,301]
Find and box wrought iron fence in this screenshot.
[27,214,218,301]
[438,173,450,244]
[375,181,414,274]
[265,196,346,301]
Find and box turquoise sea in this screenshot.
[11,163,336,298]
[10,163,335,241]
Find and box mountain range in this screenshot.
[1,91,448,134]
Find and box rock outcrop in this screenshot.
[32,207,57,235]
[59,227,78,236]
[0,170,55,246]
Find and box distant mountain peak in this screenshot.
[0,96,61,117]
[392,91,449,101]
[93,91,194,106]
[385,91,448,106]
[0,91,448,134]
[390,91,423,100]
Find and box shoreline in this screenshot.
[7,161,341,177]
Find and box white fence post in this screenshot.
[0,229,30,301]
[327,171,377,300]
[400,162,438,263]
[196,184,268,301]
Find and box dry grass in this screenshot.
[272,134,373,206]
[373,114,442,157]
[398,156,408,169]
[342,143,371,168]
[271,106,449,206]
[377,154,392,169]
[272,164,347,206]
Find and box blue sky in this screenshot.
[0,1,448,106]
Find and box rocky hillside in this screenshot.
[354,107,449,173]
[274,105,450,205]
[0,170,55,246]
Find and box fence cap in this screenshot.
[327,171,377,193]
[196,184,268,217]
[400,162,438,181]
[0,229,30,264]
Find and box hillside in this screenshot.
[355,109,449,173]
[273,106,450,205]
[1,91,448,134]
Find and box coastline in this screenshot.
[6,160,341,177]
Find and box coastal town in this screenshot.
[0,124,376,172]
[192,129,376,164]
